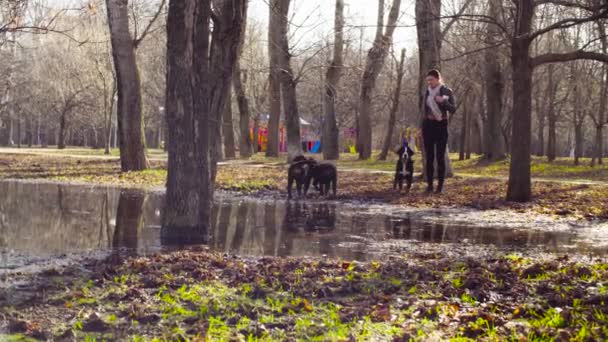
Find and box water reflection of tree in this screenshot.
[263,202,279,256]
[230,201,249,252]
[112,190,146,250]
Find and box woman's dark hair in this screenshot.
[426,69,441,80]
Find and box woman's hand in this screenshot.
[435,95,447,103]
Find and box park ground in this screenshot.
[0,147,606,220]
[1,148,608,341]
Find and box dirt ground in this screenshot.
[0,152,606,221]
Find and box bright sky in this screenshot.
[46,0,421,54]
[247,0,418,53]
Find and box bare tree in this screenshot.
[357,0,401,160]
[483,0,505,161]
[322,0,344,160]
[506,0,608,202]
[378,48,406,161]
[267,0,282,157]
[233,24,252,158]
[163,0,247,242]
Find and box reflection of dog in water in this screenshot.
[283,201,336,232]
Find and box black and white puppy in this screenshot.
[394,143,415,192]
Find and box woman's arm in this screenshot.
[442,87,457,114]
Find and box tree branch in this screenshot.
[133,0,167,48]
[441,0,474,39]
[529,6,608,41]
[532,50,608,68]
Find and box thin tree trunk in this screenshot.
[267,0,281,157]
[459,95,468,161]
[593,20,607,166]
[16,118,21,148]
[536,96,545,156]
[546,64,557,162]
[358,0,401,160]
[58,110,67,150]
[273,0,301,162]
[106,0,148,171]
[222,89,236,159]
[484,0,506,161]
[379,48,406,161]
[233,61,253,158]
[253,114,260,153]
[574,122,583,166]
[323,0,345,161]
[506,0,534,202]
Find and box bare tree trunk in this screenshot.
[379,48,406,161]
[105,83,117,155]
[233,61,253,158]
[536,97,545,156]
[222,89,236,159]
[484,0,505,161]
[358,0,401,160]
[58,110,67,150]
[267,0,282,157]
[506,0,534,202]
[592,20,607,166]
[415,0,453,177]
[163,0,247,243]
[253,114,260,153]
[546,64,557,162]
[16,118,21,148]
[273,0,302,162]
[459,95,468,161]
[323,0,344,161]
[574,121,584,166]
[163,0,205,243]
[106,0,148,171]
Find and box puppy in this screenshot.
[288,156,318,199]
[394,143,415,191]
[305,163,337,197]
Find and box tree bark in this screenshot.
[592,20,607,165]
[273,0,302,162]
[233,61,253,158]
[574,122,584,166]
[483,0,505,161]
[58,110,67,149]
[267,0,282,157]
[222,89,236,159]
[106,0,148,172]
[358,0,401,160]
[459,94,469,161]
[163,0,204,244]
[546,64,557,162]
[379,48,406,161]
[323,0,345,161]
[163,0,247,243]
[506,0,534,202]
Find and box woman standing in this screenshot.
[422,69,456,193]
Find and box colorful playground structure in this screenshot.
[251,114,359,154]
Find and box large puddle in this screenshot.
[0,180,607,269]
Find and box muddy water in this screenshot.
[0,180,606,268]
